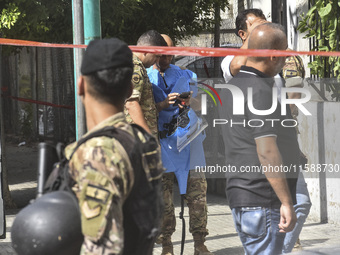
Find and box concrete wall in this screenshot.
[294,0,340,225]
[298,101,340,225]
[251,0,272,20]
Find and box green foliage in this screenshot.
[297,0,340,100]
[0,3,21,30]
[101,0,229,44]
[0,0,72,43]
[1,0,228,45]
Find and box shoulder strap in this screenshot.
[69,124,158,185]
[69,126,137,160]
[69,126,146,183]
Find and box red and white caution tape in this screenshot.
[1,38,340,57]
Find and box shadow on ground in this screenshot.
[10,188,36,209]
[214,246,245,255]
[5,143,38,209]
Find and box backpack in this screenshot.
[43,124,164,255]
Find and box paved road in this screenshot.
[1,145,340,254]
[2,179,340,255]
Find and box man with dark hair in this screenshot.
[219,23,299,254]
[81,66,133,105]
[125,30,167,137]
[235,8,266,37]
[66,38,163,255]
[221,8,268,79]
[137,30,168,47]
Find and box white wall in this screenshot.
[287,0,298,49]
[295,0,340,225]
[323,103,340,224]
[298,101,340,224]
[251,0,272,21]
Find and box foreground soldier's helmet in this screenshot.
[11,191,83,255]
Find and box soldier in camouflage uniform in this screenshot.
[125,30,167,137]
[67,115,135,254]
[66,38,162,255]
[282,55,306,122]
[281,55,312,253]
[160,172,210,255]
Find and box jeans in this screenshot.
[231,207,286,255]
[282,171,312,253]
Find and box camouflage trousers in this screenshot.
[160,171,209,237]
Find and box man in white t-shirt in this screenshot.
[221,8,267,81]
[221,9,284,98]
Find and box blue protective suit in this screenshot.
[147,65,206,194]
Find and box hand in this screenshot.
[243,19,269,46]
[176,91,192,107]
[278,203,297,233]
[246,18,269,34]
[167,93,180,107]
[156,92,180,112]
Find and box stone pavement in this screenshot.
[152,187,340,255]
[1,145,340,254]
[1,179,340,255]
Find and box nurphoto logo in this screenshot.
[198,82,312,128]
[198,82,222,115]
[213,84,311,116]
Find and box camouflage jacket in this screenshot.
[282,55,305,88]
[282,55,306,129]
[124,54,158,137]
[65,112,134,255]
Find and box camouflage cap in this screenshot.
[282,55,305,88]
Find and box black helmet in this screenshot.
[11,191,83,255]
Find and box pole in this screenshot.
[83,0,102,45]
[0,35,6,239]
[213,2,221,77]
[72,0,86,140]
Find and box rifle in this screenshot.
[36,142,63,198]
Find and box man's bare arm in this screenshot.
[229,41,250,76]
[125,99,151,133]
[255,136,297,233]
[229,54,248,76]
[230,19,269,76]
[156,92,179,112]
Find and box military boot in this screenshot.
[193,233,214,255]
[292,238,303,251]
[161,235,174,255]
